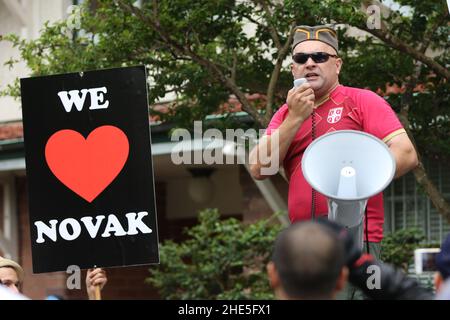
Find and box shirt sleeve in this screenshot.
[357,90,405,142]
[265,104,288,135]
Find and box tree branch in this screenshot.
[360,27,449,79]
[357,4,449,80]
[397,63,450,224]
[264,22,296,123]
[152,0,158,23]
[255,0,281,50]
[239,11,264,30]
[117,0,267,127]
[230,50,237,84]
[419,11,449,54]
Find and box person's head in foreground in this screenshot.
[435,233,450,297]
[0,256,24,294]
[267,221,348,300]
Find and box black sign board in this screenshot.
[20,66,159,273]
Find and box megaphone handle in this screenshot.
[310,111,317,220]
[365,206,370,255]
[311,189,316,220]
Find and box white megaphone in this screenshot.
[301,130,396,250]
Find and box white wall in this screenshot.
[0,0,71,122]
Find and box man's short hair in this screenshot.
[271,221,345,299]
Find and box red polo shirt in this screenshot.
[266,85,405,242]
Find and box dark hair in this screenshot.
[272,221,345,299]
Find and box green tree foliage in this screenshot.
[1,1,449,216]
[381,228,425,272]
[146,208,283,299]
[2,1,448,152]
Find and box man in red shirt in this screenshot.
[249,25,418,256]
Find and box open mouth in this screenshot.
[305,73,319,80]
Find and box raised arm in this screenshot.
[386,132,418,178]
[249,83,314,180]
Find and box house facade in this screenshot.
[0,0,448,300]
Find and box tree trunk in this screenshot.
[412,162,450,223]
[397,64,450,224]
[397,112,450,225]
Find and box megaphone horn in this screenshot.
[301,130,396,249]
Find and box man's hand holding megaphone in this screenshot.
[286,79,314,123]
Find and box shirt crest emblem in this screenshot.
[327,107,343,124]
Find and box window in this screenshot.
[384,157,450,244]
[0,174,18,261]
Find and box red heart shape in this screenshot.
[45,125,129,202]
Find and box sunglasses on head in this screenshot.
[292,52,338,64]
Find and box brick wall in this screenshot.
[16,177,165,300]
[17,176,68,299]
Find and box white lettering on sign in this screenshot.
[57,87,109,112]
[125,212,153,235]
[34,211,152,243]
[80,215,106,238]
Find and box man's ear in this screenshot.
[335,266,349,292]
[291,63,297,78]
[335,58,343,75]
[267,262,280,289]
[434,272,443,292]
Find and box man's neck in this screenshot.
[314,81,340,108]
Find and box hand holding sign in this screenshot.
[86,268,107,300]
